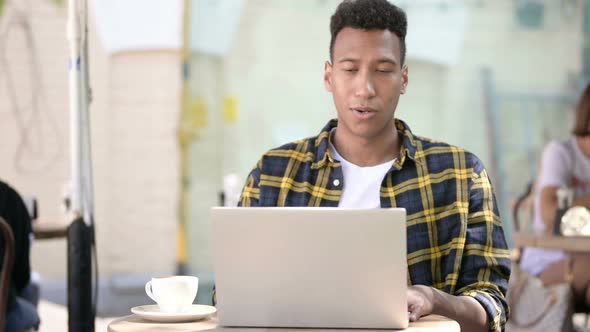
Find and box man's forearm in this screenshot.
[430,288,489,332]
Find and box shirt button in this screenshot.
[333,179,340,186]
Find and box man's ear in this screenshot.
[400,64,408,95]
[324,61,333,92]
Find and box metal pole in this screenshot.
[67,0,83,217]
[80,0,94,225]
[177,0,191,276]
[67,218,94,332]
[67,0,95,330]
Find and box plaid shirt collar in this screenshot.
[312,118,422,170]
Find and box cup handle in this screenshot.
[145,281,157,303]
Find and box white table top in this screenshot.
[108,314,460,332]
[513,232,590,252]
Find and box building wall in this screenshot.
[0,0,179,279]
[0,0,582,280]
[186,0,585,270]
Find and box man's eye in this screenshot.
[377,69,393,73]
[343,68,358,72]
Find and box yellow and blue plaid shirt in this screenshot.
[239,118,510,331]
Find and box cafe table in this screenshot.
[107,314,460,332]
[512,232,590,252]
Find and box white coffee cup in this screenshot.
[145,276,199,313]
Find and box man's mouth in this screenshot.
[352,107,376,112]
[351,107,377,119]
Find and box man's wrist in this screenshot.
[428,287,451,317]
[412,285,443,316]
[431,290,491,332]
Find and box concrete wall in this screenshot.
[0,0,179,280]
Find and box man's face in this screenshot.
[325,27,408,141]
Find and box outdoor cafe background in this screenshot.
[0,0,588,317]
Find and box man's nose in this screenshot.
[354,72,376,98]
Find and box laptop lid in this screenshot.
[212,207,408,329]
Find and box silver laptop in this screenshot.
[211,207,408,329]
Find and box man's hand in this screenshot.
[407,285,490,331]
[407,285,434,322]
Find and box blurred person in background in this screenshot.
[0,180,40,331]
[237,0,510,331]
[520,83,590,311]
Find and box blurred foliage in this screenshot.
[0,0,4,18]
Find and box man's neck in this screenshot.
[332,125,401,167]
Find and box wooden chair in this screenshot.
[24,196,69,240]
[0,216,15,332]
[511,182,590,325]
[512,182,534,235]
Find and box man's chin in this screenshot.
[350,128,387,141]
[352,122,395,138]
[336,117,395,138]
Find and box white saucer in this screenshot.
[131,304,217,323]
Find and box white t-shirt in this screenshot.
[520,138,590,276]
[328,136,395,208]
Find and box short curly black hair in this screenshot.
[329,0,407,65]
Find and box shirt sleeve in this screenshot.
[455,159,511,332]
[238,159,262,207]
[537,140,571,190]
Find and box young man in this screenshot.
[238,1,510,331]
